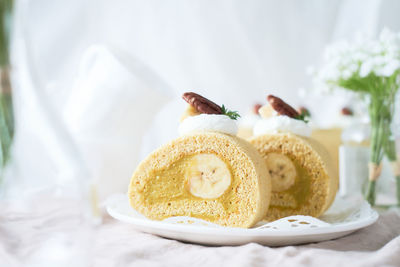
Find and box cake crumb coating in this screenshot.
[129,132,271,228]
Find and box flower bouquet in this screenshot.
[314,28,400,206]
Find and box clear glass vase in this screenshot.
[364,92,400,207]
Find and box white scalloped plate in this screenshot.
[106,194,378,246]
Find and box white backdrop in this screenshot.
[6,0,400,201]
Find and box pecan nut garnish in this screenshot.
[182,92,222,115]
[267,95,299,118]
[253,103,262,115]
[341,107,353,116]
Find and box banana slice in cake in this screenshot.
[265,153,296,192]
[186,154,231,199]
[129,132,271,228]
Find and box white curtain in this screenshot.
[7,0,400,201]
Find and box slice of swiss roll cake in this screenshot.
[249,95,338,221]
[129,92,271,228]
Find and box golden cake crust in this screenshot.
[129,132,271,228]
[249,133,338,221]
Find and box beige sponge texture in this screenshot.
[249,133,338,221]
[129,132,271,228]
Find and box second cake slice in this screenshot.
[250,95,338,221]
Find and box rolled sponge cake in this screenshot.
[129,132,271,228]
[249,133,338,221]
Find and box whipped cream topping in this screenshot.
[179,114,238,136]
[253,116,311,137]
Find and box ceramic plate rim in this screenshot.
[106,199,379,237]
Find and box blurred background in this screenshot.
[7,0,400,201]
[1,0,400,265]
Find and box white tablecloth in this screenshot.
[1,206,400,267]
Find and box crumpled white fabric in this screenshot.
[62,45,172,200]
[94,213,400,267]
[0,202,399,267]
[7,40,172,202]
[78,209,400,267]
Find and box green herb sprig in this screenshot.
[295,108,310,123]
[221,105,241,120]
[294,113,309,123]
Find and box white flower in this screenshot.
[311,28,400,92]
[374,60,400,77]
[347,63,358,73]
[352,51,368,62]
[360,60,374,77]
[341,69,353,79]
